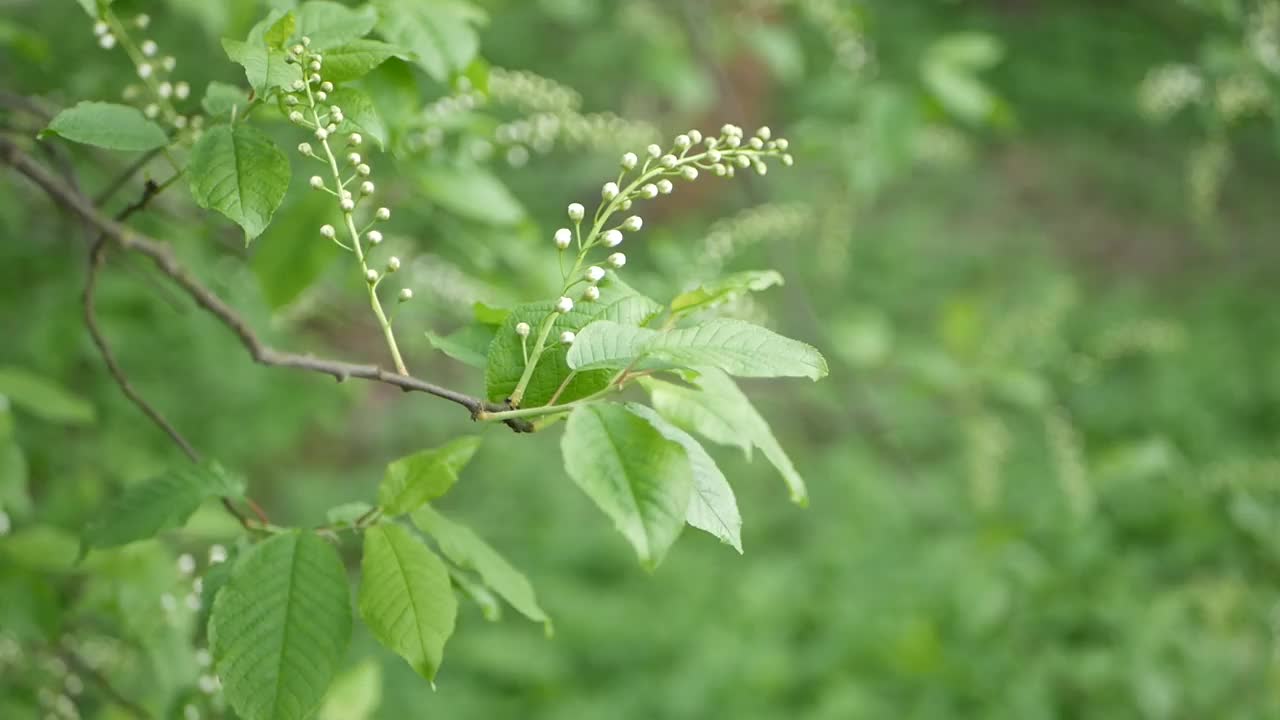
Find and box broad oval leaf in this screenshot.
[411,505,550,628]
[359,523,456,681]
[425,324,496,370]
[202,81,249,118]
[625,403,742,553]
[561,404,693,569]
[43,101,167,152]
[372,0,485,81]
[82,463,246,550]
[0,367,95,424]
[670,270,784,318]
[221,38,303,97]
[317,39,405,82]
[188,124,290,242]
[210,531,352,720]
[378,436,481,516]
[329,87,388,150]
[296,1,379,50]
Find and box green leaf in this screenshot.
[188,123,291,242]
[448,566,501,621]
[412,504,550,627]
[201,81,249,118]
[296,1,378,49]
[625,404,742,553]
[210,531,352,720]
[418,166,525,225]
[372,0,486,81]
[642,368,809,505]
[425,325,496,369]
[42,101,167,152]
[320,39,406,82]
[329,87,387,150]
[561,404,693,569]
[82,463,246,550]
[221,37,303,97]
[0,367,95,424]
[567,319,829,380]
[378,436,481,515]
[2,525,80,572]
[319,658,382,720]
[262,10,296,48]
[669,270,784,318]
[359,523,456,681]
[485,276,662,408]
[473,302,510,326]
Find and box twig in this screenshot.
[94,147,163,206]
[1,136,533,433]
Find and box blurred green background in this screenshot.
[4,0,1280,717]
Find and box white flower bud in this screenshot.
[782,153,794,166]
[681,166,698,181]
[302,36,312,46]
[329,105,342,117]
[331,111,344,124]
[158,81,173,98]
[357,163,371,176]
[721,123,736,136]
[360,181,375,195]
[315,127,329,140]
[725,134,741,148]
[326,122,337,133]
[583,285,600,301]
[554,227,573,249]
[749,137,764,150]
[93,21,109,36]
[174,115,188,129]
[316,91,328,101]
[516,321,531,337]
[726,164,736,177]
[298,142,313,155]
[647,143,662,159]
[175,81,190,100]
[366,269,379,283]
[560,330,576,344]
[138,63,153,79]
[689,129,703,144]
[585,266,605,282]
[309,176,324,189]
[135,13,150,28]
[292,79,305,91]
[736,154,752,168]
[310,61,321,71]
[161,56,176,71]
[375,207,391,221]
[386,256,401,272]
[602,182,619,200]
[660,154,678,168]
[288,111,304,124]
[321,81,334,92]
[320,224,336,238]
[640,183,658,199]
[568,203,585,221]
[340,197,355,211]
[602,229,623,247]
[707,149,722,163]
[713,163,727,176]
[775,138,789,151]
[758,126,772,140]
[98,33,116,49]
[177,554,196,575]
[348,152,361,166]
[621,152,638,169]
[143,103,159,118]
[209,544,228,564]
[620,198,633,211]
[340,189,353,201]
[399,288,414,302]
[657,179,673,194]
[309,73,321,85]
[348,132,362,145]
[607,252,626,268]
[292,44,305,56]
[674,134,691,150]
[366,230,383,245]
[141,40,158,57]
[622,215,643,232]
[555,296,574,313]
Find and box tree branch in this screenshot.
[1,136,533,433]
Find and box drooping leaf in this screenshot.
[669,270,784,318]
[0,367,95,424]
[485,276,662,408]
[567,319,828,380]
[359,523,456,681]
[412,505,550,627]
[42,101,167,152]
[372,0,486,81]
[425,325,496,370]
[188,123,291,242]
[642,368,808,505]
[201,81,250,118]
[625,403,742,553]
[316,39,404,82]
[418,165,525,225]
[447,566,501,621]
[295,1,378,49]
[561,404,693,569]
[82,463,246,550]
[378,436,481,515]
[221,37,303,97]
[329,87,388,149]
[210,531,352,720]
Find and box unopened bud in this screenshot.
[375,207,391,221]
[515,322,531,337]
[621,152,638,169]
[555,227,573,249]
[585,266,605,282]
[583,285,600,302]
[555,296,574,313]
[560,330,576,344]
[320,224,336,238]
[607,252,626,268]
[602,229,623,247]
[567,203,585,221]
[366,230,383,245]
[399,288,414,302]
[309,176,324,189]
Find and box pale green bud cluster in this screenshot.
[95,12,200,137]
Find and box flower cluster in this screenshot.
[283,38,411,374]
[92,12,201,137]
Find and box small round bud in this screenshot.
[340,197,355,211]
[640,183,658,199]
[602,229,623,247]
[736,154,752,168]
[621,152,638,169]
[292,79,305,91]
[725,135,741,149]
[555,296,574,313]
[660,154,678,168]
[713,163,727,176]
[309,176,324,189]
[681,166,698,181]
[375,207,391,221]
[782,153,794,166]
[93,21,109,36]
[209,545,228,564]
[722,123,736,136]
[143,104,159,118]
[310,60,322,71]
[141,40,158,57]
[386,256,401,272]
[657,179,673,195]
[674,134,691,150]
[98,33,116,49]
[309,73,321,85]
[554,227,573,249]
[607,252,626,268]
[366,230,383,245]
[366,269,379,283]
[689,129,703,145]
[331,111,344,124]
[516,322,531,337]
[567,203,585,221]
[135,13,151,28]
[757,126,772,140]
[320,224,336,238]
[707,149,722,163]
[399,288,414,302]
[647,143,662,159]
[329,105,342,117]
[726,164,736,177]
[158,81,173,98]
[348,132,363,146]
[585,265,606,283]
[161,56,176,71]
[298,142,313,155]
[583,285,601,302]
[360,181,375,195]
[602,182,619,200]
[289,111,304,124]
[326,122,337,133]
[315,127,329,140]
[749,137,764,150]
[316,91,328,101]
[138,63,153,79]
[177,553,196,575]
[292,44,305,56]
[175,81,190,100]
[622,215,643,232]
[775,138,789,151]
[357,163,371,176]
[174,115,188,129]
[321,81,334,92]
[302,36,312,46]
[755,161,768,176]
[620,199,633,211]
[560,330,576,344]
[348,152,361,166]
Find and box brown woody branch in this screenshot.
[1,136,532,433]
